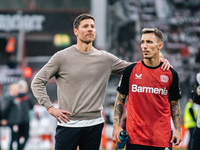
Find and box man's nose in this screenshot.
[88,26,93,31]
[142,42,147,48]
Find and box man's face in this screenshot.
[141,33,162,59]
[10,84,19,97]
[74,19,96,44]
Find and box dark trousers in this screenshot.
[9,124,20,150]
[191,126,200,150]
[18,122,30,150]
[126,144,170,150]
[188,127,195,150]
[9,122,30,150]
[55,123,104,150]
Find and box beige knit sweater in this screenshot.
[31,45,130,120]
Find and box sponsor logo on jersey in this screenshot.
[135,74,142,79]
[132,84,168,95]
[160,75,169,83]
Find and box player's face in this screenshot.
[141,33,163,59]
[74,19,96,44]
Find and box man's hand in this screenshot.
[170,129,182,146]
[112,126,123,143]
[47,106,71,123]
[197,85,200,96]
[160,58,173,71]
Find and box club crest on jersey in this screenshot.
[135,74,142,79]
[160,75,169,83]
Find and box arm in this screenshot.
[110,54,172,74]
[31,62,57,109]
[31,53,71,123]
[159,52,173,71]
[1,96,12,126]
[170,100,182,146]
[160,58,173,71]
[112,92,127,143]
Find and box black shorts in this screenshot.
[55,123,104,150]
[126,143,170,150]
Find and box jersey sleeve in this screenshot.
[117,63,137,95]
[168,68,182,101]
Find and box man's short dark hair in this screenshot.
[73,13,95,29]
[142,28,164,42]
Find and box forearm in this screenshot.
[171,100,181,130]
[113,92,127,127]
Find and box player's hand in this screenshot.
[47,106,71,123]
[160,58,173,71]
[112,125,123,143]
[170,129,182,146]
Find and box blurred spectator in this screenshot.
[27,101,58,150]
[17,79,35,150]
[191,73,200,150]
[195,49,200,63]
[1,83,20,150]
[0,95,2,150]
[183,90,198,150]
[101,108,116,150]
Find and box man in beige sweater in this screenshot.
[31,13,171,150]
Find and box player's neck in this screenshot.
[143,58,160,67]
[75,42,93,52]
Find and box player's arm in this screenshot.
[112,92,127,143]
[160,52,173,71]
[170,100,182,146]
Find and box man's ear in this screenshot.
[74,28,78,36]
[158,42,163,50]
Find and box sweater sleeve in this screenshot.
[31,52,60,110]
[106,52,131,75]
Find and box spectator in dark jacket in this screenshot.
[17,80,34,150]
[1,83,20,150]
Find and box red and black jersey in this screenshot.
[117,60,181,148]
